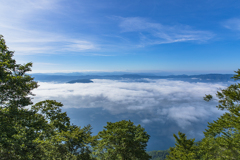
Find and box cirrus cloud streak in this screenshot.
[117,17,214,46]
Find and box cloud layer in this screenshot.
[32,79,226,128]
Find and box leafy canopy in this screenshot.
[0,35,96,160]
[166,131,198,160]
[199,69,240,159]
[0,35,152,160]
[93,120,151,160]
[167,69,240,159]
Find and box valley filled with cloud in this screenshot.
[32,78,229,150]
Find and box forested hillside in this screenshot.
[147,150,169,160]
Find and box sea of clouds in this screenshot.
[31,79,229,150]
[32,79,227,127]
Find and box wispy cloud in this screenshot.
[1,25,97,55]
[222,18,240,31]
[33,62,59,66]
[63,40,96,52]
[0,0,97,55]
[117,17,214,46]
[32,79,226,128]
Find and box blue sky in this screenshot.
[2,0,239,151]
[1,0,240,74]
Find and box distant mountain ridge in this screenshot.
[30,73,236,83]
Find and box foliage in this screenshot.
[167,69,240,160]
[0,34,39,159]
[198,70,240,159]
[0,35,153,160]
[0,35,96,159]
[165,132,199,160]
[93,120,151,160]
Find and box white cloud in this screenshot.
[142,119,152,124]
[118,17,214,46]
[0,0,97,55]
[222,18,240,31]
[63,40,96,51]
[1,27,97,55]
[31,79,227,128]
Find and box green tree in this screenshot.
[166,131,198,160]
[0,35,95,159]
[0,34,39,159]
[30,100,95,159]
[93,120,151,160]
[198,70,240,159]
[166,69,240,160]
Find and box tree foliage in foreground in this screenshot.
[198,71,240,159]
[0,35,151,159]
[166,132,199,160]
[0,35,96,159]
[93,120,151,160]
[167,69,240,159]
